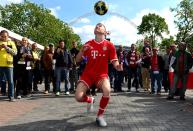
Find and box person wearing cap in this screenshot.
[167,42,192,100]
[150,47,164,95]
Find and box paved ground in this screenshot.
[1,84,193,131]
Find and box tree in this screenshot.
[0,1,81,48]
[171,0,193,43]
[135,39,144,52]
[137,13,169,48]
[160,36,175,49]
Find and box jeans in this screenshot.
[0,67,14,98]
[0,73,6,94]
[150,71,162,93]
[55,67,69,92]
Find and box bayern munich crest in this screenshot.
[103,46,107,51]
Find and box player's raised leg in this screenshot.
[75,82,94,112]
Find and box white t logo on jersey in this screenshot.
[91,50,98,59]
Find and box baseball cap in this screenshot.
[170,43,177,47]
[48,43,54,47]
[153,47,159,51]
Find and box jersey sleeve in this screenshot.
[109,42,118,63]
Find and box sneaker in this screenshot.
[1,93,6,96]
[9,97,16,102]
[17,95,21,99]
[180,96,186,101]
[69,90,75,94]
[65,91,70,95]
[33,88,39,92]
[166,96,174,100]
[96,116,107,127]
[127,89,131,92]
[150,91,155,94]
[23,94,32,98]
[55,92,60,96]
[87,97,94,112]
[44,90,49,94]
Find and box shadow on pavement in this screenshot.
[0,115,96,131]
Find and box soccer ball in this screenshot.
[94,1,108,15]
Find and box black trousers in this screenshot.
[16,65,32,96]
[162,69,170,91]
[128,67,139,90]
[44,69,55,92]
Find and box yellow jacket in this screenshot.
[32,51,40,69]
[0,40,17,67]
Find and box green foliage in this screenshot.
[0,1,81,48]
[137,13,169,48]
[171,0,193,42]
[135,39,144,52]
[160,36,175,49]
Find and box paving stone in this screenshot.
[0,84,193,131]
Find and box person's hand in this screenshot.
[22,53,27,57]
[116,63,123,71]
[57,48,63,53]
[81,44,92,53]
[27,54,32,59]
[56,48,60,53]
[34,58,40,61]
[1,44,7,49]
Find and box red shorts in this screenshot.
[78,73,108,89]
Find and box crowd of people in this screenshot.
[113,41,193,100]
[0,29,193,101]
[0,30,82,101]
[0,23,193,126]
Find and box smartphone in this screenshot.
[7,45,12,48]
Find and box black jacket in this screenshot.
[53,47,72,68]
[141,54,151,68]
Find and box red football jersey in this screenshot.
[82,39,118,77]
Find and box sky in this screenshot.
[0,0,182,46]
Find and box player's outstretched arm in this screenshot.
[76,44,91,63]
[112,60,123,71]
[76,49,84,63]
